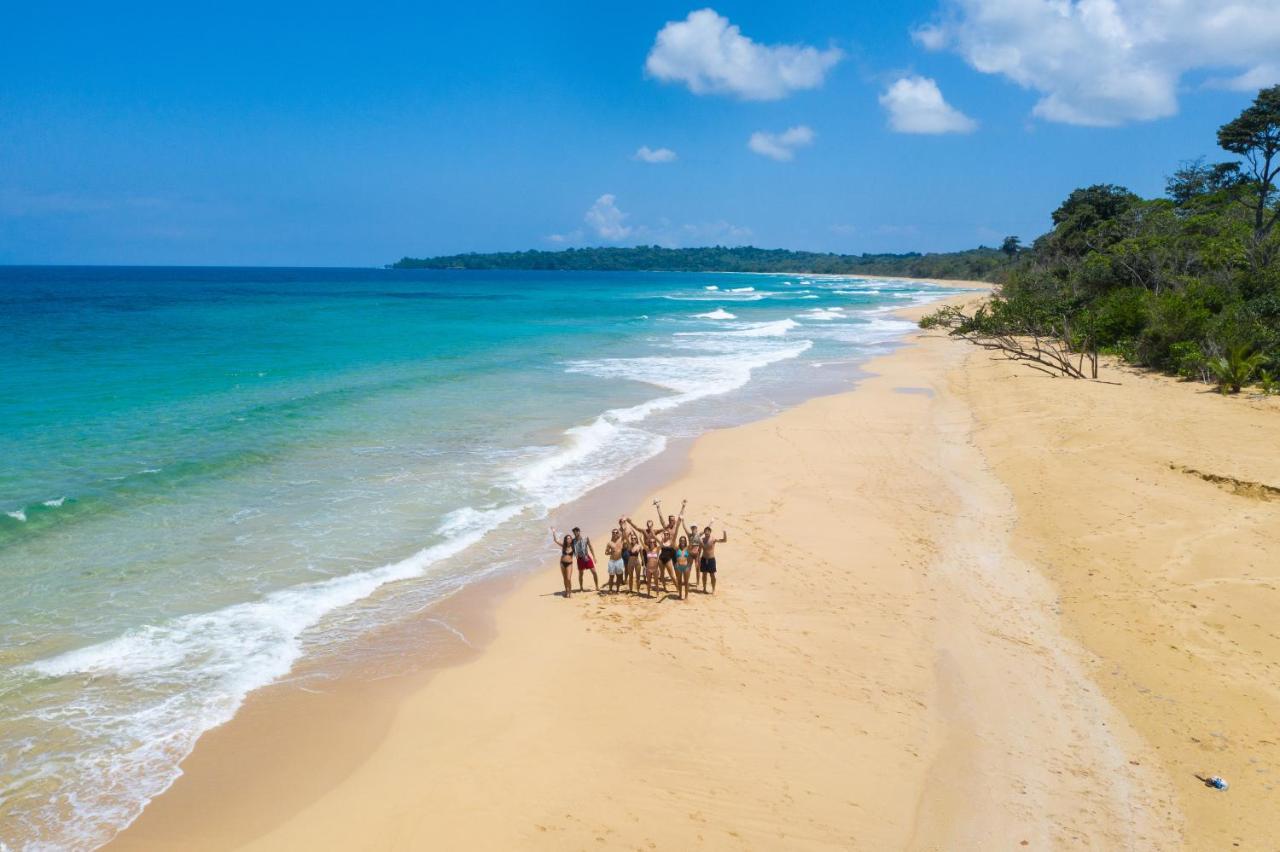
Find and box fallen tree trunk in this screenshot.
[921,304,1105,381]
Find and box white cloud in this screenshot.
[879,76,977,134]
[915,0,1280,126]
[634,145,678,163]
[550,195,751,246]
[1208,62,1280,92]
[747,125,815,161]
[584,194,632,241]
[645,8,843,101]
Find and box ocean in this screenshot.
[0,266,966,849]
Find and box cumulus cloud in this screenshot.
[914,0,1280,126]
[879,76,977,134]
[747,125,815,161]
[634,145,678,163]
[646,8,843,100]
[548,201,750,247]
[584,194,632,241]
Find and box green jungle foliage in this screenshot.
[927,85,1280,393]
[391,245,1008,282]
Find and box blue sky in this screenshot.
[1,1,1276,266]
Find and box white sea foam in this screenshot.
[510,414,666,508]
[801,307,845,321]
[692,308,736,320]
[529,336,813,507]
[42,497,67,508]
[704,285,719,290]
[728,286,755,293]
[6,509,26,522]
[725,318,799,337]
[662,292,765,302]
[21,502,526,849]
[814,316,917,346]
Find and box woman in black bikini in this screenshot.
[550,528,574,598]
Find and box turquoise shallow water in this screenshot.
[0,266,965,849]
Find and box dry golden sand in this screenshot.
[110,294,1280,850]
[959,347,1280,849]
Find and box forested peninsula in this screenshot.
[390,245,1008,282]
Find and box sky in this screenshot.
[1,1,1278,266]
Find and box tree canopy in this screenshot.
[1216,84,1280,266]
[922,86,1280,393]
[391,245,1008,281]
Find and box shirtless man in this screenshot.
[604,529,625,594]
[699,525,727,594]
[655,499,685,587]
[683,521,703,588]
[571,526,598,592]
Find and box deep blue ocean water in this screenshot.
[0,266,965,849]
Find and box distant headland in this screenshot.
[388,245,1008,282]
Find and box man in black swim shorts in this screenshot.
[700,525,726,594]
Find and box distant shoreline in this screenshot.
[388,244,1009,282]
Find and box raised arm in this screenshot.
[653,500,666,527]
[624,517,644,535]
[549,527,560,547]
[718,527,728,543]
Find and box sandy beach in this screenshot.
[108,292,1280,850]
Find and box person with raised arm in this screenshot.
[699,523,727,594]
[654,498,685,587]
[550,527,574,598]
[625,515,664,595]
[625,531,643,594]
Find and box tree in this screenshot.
[1052,184,1139,226]
[1217,85,1280,266]
[1165,157,1240,205]
[1000,235,1022,257]
[1047,184,1141,257]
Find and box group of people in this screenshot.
[551,499,727,600]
